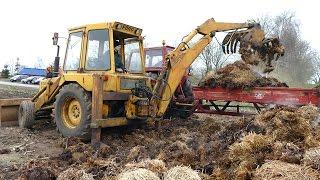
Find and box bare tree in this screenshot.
[199,42,227,74]
[257,12,315,86]
[311,54,320,84]
[254,15,274,36]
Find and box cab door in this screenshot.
[63,29,85,73]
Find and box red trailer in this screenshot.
[185,86,320,116]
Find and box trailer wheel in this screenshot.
[54,84,91,140]
[18,100,35,128]
[181,78,194,102]
[166,78,194,119]
[177,79,194,118]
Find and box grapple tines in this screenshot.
[222,30,250,54]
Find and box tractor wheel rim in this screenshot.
[62,98,81,128]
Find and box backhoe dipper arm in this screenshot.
[150,18,258,117]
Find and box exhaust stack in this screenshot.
[52,32,60,77]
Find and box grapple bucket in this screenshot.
[0,98,30,127]
[221,26,284,72]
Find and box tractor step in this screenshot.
[174,102,194,106]
[90,117,128,128]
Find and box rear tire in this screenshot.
[18,100,35,128]
[54,84,92,140]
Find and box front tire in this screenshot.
[18,100,35,128]
[54,84,92,140]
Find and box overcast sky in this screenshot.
[0,0,318,69]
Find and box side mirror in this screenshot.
[52,32,59,45]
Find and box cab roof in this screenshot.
[68,21,143,36]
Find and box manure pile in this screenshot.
[199,61,288,90]
[17,106,320,179]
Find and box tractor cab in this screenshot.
[145,45,174,74]
[63,22,145,75]
[46,22,150,94]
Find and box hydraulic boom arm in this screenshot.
[150,18,281,118]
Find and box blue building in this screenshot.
[19,68,46,76]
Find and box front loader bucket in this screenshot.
[0,98,30,127]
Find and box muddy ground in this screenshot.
[1,84,320,180]
[0,121,62,179]
[0,83,235,179]
[3,106,319,180]
[0,84,58,179]
[0,113,236,179]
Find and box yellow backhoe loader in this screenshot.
[0,18,282,144]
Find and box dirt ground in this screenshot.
[0,84,37,99]
[4,106,319,180]
[0,84,237,179]
[0,121,63,179]
[0,113,236,179]
[0,84,57,179]
[1,84,320,180]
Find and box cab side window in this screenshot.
[124,41,142,73]
[64,32,83,70]
[86,30,110,70]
